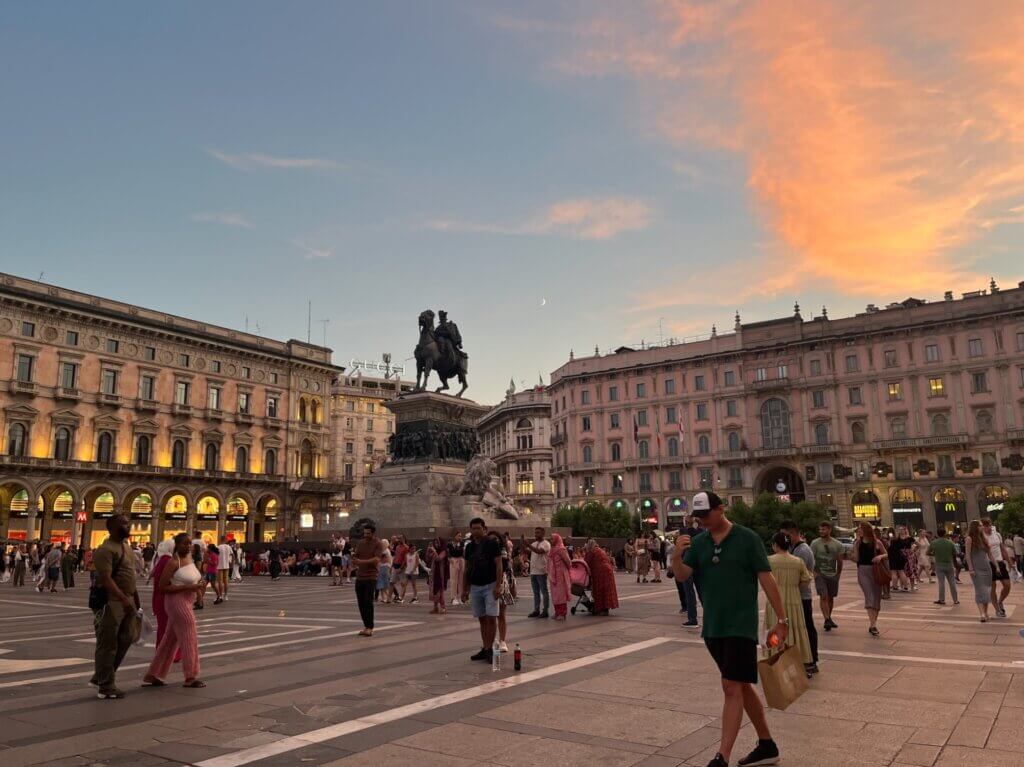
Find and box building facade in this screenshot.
[0,272,345,547]
[549,282,1024,532]
[329,371,411,520]
[478,383,555,521]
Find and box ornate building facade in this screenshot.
[477,382,555,521]
[0,272,346,546]
[329,371,411,521]
[549,282,1024,531]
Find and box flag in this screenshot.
[633,417,639,444]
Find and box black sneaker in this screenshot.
[805,663,819,675]
[738,739,779,766]
[213,598,223,605]
[470,649,492,662]
[682,620,699,629]
[706,753,729,767]
[527,611,540,618]
[97,688,126,700]
[539,611,549,619]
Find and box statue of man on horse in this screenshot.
[414,309,469,397]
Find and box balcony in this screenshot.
[99,393,122,407]
[1008,428,1024,444]
[715,450,749,462]
[135,398,158,412]
[550,433,566,447]
[236,411,255,426]
[56,386,81,402]
[753,446,799,459]
[205,408,224,421]
[265,416,283,430]
[804,442,841,455]
[750,377,790,392]
[871,437,921,451]
[0,454,283,483]
[171,403,192,417]
[10,380,37,395]
[920,433,969,448]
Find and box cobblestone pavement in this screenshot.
[0,569,1021,766]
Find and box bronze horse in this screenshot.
[414,310,468,397]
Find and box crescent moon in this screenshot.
[540,298,547,307]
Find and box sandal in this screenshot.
[182,679,206,688]
[141,678,166,687]
[358,629,373,637]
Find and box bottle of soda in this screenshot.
[513,642,522,672]
[491,638,501,672]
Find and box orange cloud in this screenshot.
[541,1,1024,297]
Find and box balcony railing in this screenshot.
[265,417,283,430]
[99,393,122,407]
[750,377,790,391]
[804,442,841,455]
[715,450,749,462]
[172,403,192,416]
[1008,428,1024,444]
[56,387,81,401]
[871,437,920,450]
[135,398,159,412]
[753,446,799,459]
[236,411,255,425]
[205,408,224,420]
[872,434,970,450]
[550,433,566,447]
[0,454,283,483]
[9,380,37,395]
[920,433,969,448]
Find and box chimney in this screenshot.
[944,291,953,301]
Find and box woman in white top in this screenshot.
[401,544,420,604]
[143,533,206,688]
[916,531,934,584]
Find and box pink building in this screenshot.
[549,282,1024,531]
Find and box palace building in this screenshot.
[0,272,346,547]
[549,281,1024,532]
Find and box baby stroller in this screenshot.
[569,559,593,615]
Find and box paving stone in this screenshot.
[895,743,941,766]
[396,722,541,760]
[936,745,1024,767]
[323,743,477,767]
[947,714,994,748]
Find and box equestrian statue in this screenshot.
[414,309,469,397]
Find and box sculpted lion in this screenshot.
[462,455,519,519]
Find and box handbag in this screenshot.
[872,559,891,586]
[758,644,809,710]
[500,573,516,606]
[88,550,123,611]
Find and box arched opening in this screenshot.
[756,465,805,503]
[638,439,649,459]
[7,423,28,457]
[87,490,117,548]
[259,496,280,543]
[933,486,967,531]
[851,490,881,524]
[610,442,621,462]
[727,431,741,452]
[53,427,72,461]
[667,437,679,457]
[931,413,950,437]
[515,417,532,429]
[43,488,75,543]
[310,400,320,424]
[300,439,315,478]
[976,410,994,435]
[204,442,219,471]
[298,398,308,423]
[298,500,315,530]
[813,422,829,445]
[163,493,189,541]
[126,491,153,543]
[851,421,866,444]
[226,496,249,542]
[97,431,114,463]
[195,495,220,543]
[697,435,710,455]
[135,435,151,466]
[891,488,924,530]
[264,448,277,475]
[235,446,249,474]
[979,485,1009,516]
[760,399,791,449]
[2,484,37,541]
[171,439,186,469]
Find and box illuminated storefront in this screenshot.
[47,491,75,543]
[128,492,153,544]
[851,490,881,524]
[640,498,659,528]
[262,498,278,542]
[89,492,116,548]
[933,487,967,531]
[667,497,688,528]
[979,485,1009,517]
[890,488,925,531]
[163,494,189,542]
[195,495,220,543]
[5,490,40,541]
[225,496,249,543]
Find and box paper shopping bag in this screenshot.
[758,644,808,710]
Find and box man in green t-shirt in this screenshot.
[91,514,140,699]
[672,492,788,767]
[927,528,958,605]
[809,521,845,631]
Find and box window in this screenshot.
[174,380,189,405]
[760,398,791,448]
[242,366,251,379]
[976,410,994,435]
[267,396,278,418]
[59,361,78,389]
[346,400,355,412]
[895,457,911,480]
[931,413,950,436]
[208,386,221,410]
[851,421,866,444]
[179,353,190,368]
[612,474,624,491]
[138,374,155,401]
[639,472,652,492]
[668,471,682,491]
[610,412,620,429]
[135,435,151,466]
[756,367,767,381]
[884,349,898,367]
[814,423,829,445]
[204,443,219,471]
[664,378,675,395]
[365,418,373,431]
[1017,331,1024,352]
[16,354,34,383]
[928,377,945,396]
[972,371,988,393]
[106,339,119,354]
[668,437,679,457]
[728,466,743,487]
[727,431,741,451]
[982,452,999,476]
[845,354,859,373]
[209,360,221,374]
[20,321,35,337]
[809,359,822,376]
[726,399,739,417]
[270,372,278,384]
[636,410,648,427]
[812,390,825,408]
[238,392,250,414]
[638,440,649,459]
[101,369,119,395]
[817,462,834,482]
[697,435,710,454]
[636,382,646,398]
[344,463,354,480]
[236,446,249,473]
[887,382,902,401]
[581,390,590,405]
[694,374,706,391]
[925,343,940,362]
[724,370,736,386]
[777,365,788,379]
[581,416,592,432]
[938,454,954,478]
[695,402,709,421]
[172,439,186,469]
[891,417,907,438]
[848,387,863,405]
[608,385,619,401]
[611,442,621,461]
[144,346,156,361]
[582,445,593,463]
[53,427,71,461]
[698,467,713,488]
[97,431,113,463]
[299,400,308,422]
[968,338,983,357]
[264,449,277,475]
[345,441,354,454]
[666,406,677,424]
[7,423,27,456]
[65,330,78,346]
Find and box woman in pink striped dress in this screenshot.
[142,533,206,688]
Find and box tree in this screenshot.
[727,493,829,549]
[551,501,634,538]
[996,493,1024,538]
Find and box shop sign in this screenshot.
[227,514,247,521]
[644,515,659,525]
[893,506,923,516]
[75,511,88,523]
[53,512,73,519]
[985,501,1005,513]
[166,513,187,520]
[853,504,880,519]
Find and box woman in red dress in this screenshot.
[584,539,619,616]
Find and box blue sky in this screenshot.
[3,2,1022,403]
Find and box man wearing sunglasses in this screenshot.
[671,491,788,767]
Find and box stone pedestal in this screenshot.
[358,392,491,531]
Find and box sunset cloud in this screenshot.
[428,196,652,240]
[207,148,342,172]
[526,1,1024,298]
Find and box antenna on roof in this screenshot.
[307,301,312,344]
[38,272,44,282]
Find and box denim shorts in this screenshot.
[470,582,499,618]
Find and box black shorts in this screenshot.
[704,637,758,684]
[331,555,343,567]
[991,561,1011,582]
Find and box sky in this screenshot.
[2,1,1023,404]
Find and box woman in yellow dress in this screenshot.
[765,532,814,674]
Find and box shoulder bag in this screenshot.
[88,548,124,611]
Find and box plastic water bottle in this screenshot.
[514,642,522,671]
[491,638,501,672]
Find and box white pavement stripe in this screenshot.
[0,597,91,611]
[0,621,421,690]
[193,636,673,767]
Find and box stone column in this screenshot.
[217,511,227,541]
[26,495,39,542]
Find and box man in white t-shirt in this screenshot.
[216,536,233,604]
[523,527,551,618]
[982,518,1011,617]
